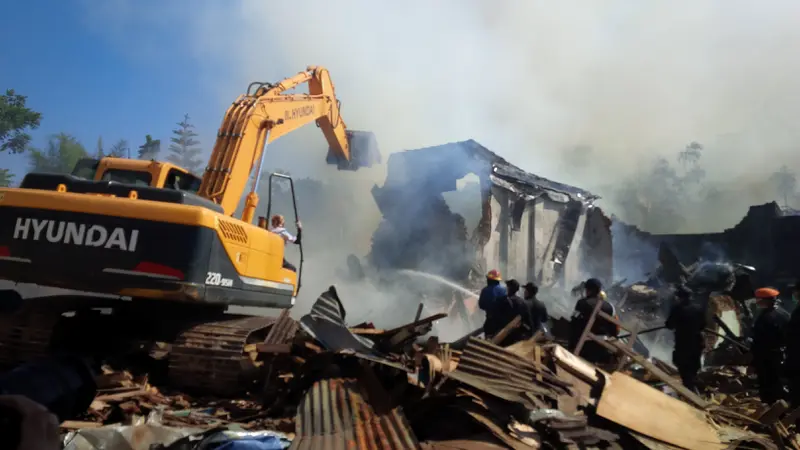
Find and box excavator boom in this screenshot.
[199,66,380,218]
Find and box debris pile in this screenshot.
[59,286,800,450]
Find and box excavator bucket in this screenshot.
[327,130,381,170]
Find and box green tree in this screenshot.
[0,89,42,154]
[770,165,797,208]
[0,169,14,187]
[95,136,105,159]
[138,134,161,160]
[108,139,129,158]
[614,141,708,233]
[167,114,203,173]
[28,133,88,173]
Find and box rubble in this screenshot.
[55,286,800,450]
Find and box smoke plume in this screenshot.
[80,1,800,315]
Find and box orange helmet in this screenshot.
[486,269,502,281]
[755,287,780,299]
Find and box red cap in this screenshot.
[486,269,502,281]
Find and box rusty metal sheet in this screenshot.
[289,377,419,450]
[446,338,572,408]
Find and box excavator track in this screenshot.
[0,294,281,396]
[0,304,60,367]
[168,315,277,395]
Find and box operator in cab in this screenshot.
[665,285,707,392]
[268,214,302,272]
[478,269,508,340]
[569,278,619,365]
[751,287,789,404]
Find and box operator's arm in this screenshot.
[294,221,302,245]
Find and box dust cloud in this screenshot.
[81,1,800,320]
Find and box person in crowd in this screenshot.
[751,286,790,404]
[497,279,533,345]
[783,281,800,409]
[569,278,619,364]
[523,281,549,335]
[665,285,707,392]
[478,269,508,340]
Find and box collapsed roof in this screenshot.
[373,139,599,214]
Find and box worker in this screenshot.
[523,282,549,335]
[751,287,790,404]
[268,214,302,272]
[569,278,619,364]
[496,279,533,345]
[665,285,706,392]
[478,269,508,340]
[785,281,800,410]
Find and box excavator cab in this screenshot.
[326,130,381,170]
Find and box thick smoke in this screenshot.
[81,1,800,318]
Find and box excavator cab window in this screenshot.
[164,168,202,193]
[100,169,152,186]
[71,158,100,180]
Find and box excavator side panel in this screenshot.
[0,187,295,309]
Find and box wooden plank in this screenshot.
[255,343,291,354]
[490,316,522,345]
[61,420,102,429]
[758,400,790,425]
[552,344,608,384]
[596,372,723,450]
[608,340,708,409]
[780,406,800,427]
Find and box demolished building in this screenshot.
[614,201,800,293]
[369,140,612,290]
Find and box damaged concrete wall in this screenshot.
[370,139,612,289]
[612,201,800,291]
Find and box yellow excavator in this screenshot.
[0,66,380,393]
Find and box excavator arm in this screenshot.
[198,66,380,220]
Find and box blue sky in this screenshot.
[0,1,220,179]
[2,0,797,191]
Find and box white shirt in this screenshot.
[269,226,296,243]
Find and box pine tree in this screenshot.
[167,114,203,174]
[95,136,105,159]
[138,134,161,160]
[108,139,129,158]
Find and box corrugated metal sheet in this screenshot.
[447,338,572,409]
[264,309,299,345]
[290,378,420,450]
[299,287,378,352]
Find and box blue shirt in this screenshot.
[478,283,507,311]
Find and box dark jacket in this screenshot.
[786,307,800,372]
[569,295,618,362]
[526,296,549,335]
[665,300,706,355]
[752,306,790,361]
[479,282,508,336]
[501,293,533,344]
